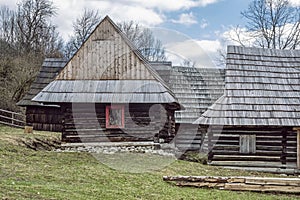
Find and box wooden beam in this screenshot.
[163,176,300,193]
[294,128,300,170]
[298,130,300,169]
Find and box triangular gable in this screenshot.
[57,16,160,81]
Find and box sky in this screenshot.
[1,0,299,67]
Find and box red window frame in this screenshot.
[105,105,125,129]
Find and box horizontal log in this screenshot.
[163,176,300,193]
[212,150,283,156]
[245,177,300,186]
[63,130,158,136]
[212,145,239,151]
[224,183,300,193]
[63,136,153,143]
[175,182,225,188]
[212,155,281,162]
[210,161,297,169]
[163,176,229,183]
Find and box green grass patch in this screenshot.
[0,125,298,199]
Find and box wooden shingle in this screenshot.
[33,16,178,105]
[17,58,66,106]
[195,46,300,126]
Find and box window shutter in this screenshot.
[239,135,256,154]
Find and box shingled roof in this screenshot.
[17,58,66,106]
[33,16,178,105]
[195,45,300,126]
[152,62,225,123]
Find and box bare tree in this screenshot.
[15,0,60,54]
[118,21,166,61]
[0,6,16,44]
[233,0,300,49]
[0,0,63,56]
[0,0,63,111]
[64,9,101,58]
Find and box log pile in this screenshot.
[163,176,300,194]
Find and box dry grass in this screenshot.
[0,125,298,200]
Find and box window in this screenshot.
[106,105,125,128]
[239,135,256,154]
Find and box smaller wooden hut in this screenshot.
[152,62,225,150]
[33,16,180,144]
[195,46,300,174]
[17,58,66,132]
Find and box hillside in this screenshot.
[0,125,298,200]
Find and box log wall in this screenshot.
[175,124,203,151]
[61,103,176,143]
[26,106,62,132]
[206,126,298,171]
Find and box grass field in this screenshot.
[0,125,299,200]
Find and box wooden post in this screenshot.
[24,126,33,134]
[281,128,287,168]
[208,128,213,163]
[294,128,300,169]
[297,130,300,169]
[11,113,14,125]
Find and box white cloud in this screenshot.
[288,0,300,6]
[222,26,256,46]
[165,39,218,67]
[200,19,209,29]
[171,12,198,25]
[0,0,17,8]
[115,0,221,11]
[196,40,222,53]
[52,0,165,40]
[0,0,222,41]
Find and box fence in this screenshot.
[0,109,25,128]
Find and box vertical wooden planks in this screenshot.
[240,135,256,154]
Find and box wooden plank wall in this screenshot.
[175,124,203,151]
[61,103,175,143]
[26,106,62,132]
[56,19,154,81]
[207,127,298,170]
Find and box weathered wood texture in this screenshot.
[33,17,178,107]
[33,80,177,104]
[203,126,299,172]
[174,124,203,151]
[56,17,158,81]
[295,128,300,169]
[17,58,66,106]
[0,109,25,128]
[163,176,300,193]
[152,62,225,124]
[196,46,300,126]
[61,103,176,143]
[17,58,65,132]
[26,106,62,132]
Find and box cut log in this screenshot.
[163,176,300,194]
[225,183,300,193]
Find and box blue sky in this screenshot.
[162,0,252,41]
[1,0,299,67]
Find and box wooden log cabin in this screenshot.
[32,16,180,144]
[151,62,225,150]
[17,58,66,132]
[195,46,300,174]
